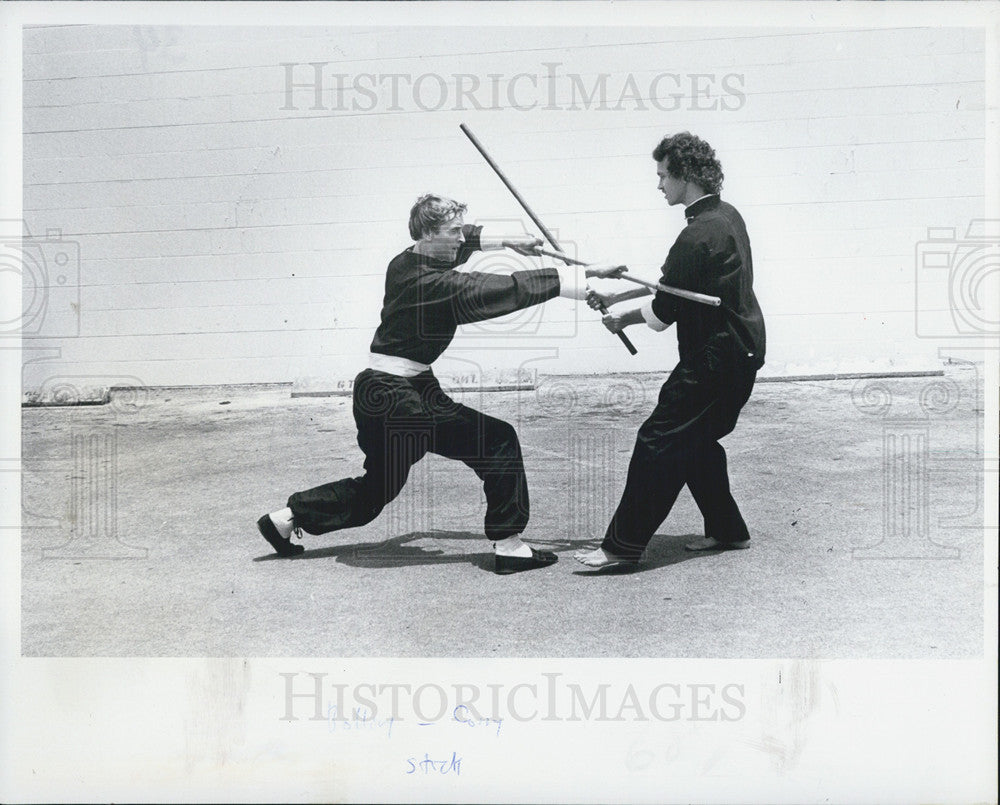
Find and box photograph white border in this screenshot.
[2,2,997,802]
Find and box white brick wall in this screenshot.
[20,25,988,389]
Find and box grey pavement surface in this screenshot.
[20,364,985,657]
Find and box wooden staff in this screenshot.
[526,246,722,307]
[460,123,638,356]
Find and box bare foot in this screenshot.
[574,547,638,568]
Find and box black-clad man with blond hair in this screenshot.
[259,194,625,574]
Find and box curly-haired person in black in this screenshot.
[576,132,766,568]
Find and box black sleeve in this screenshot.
[422,267,562,326]
[453,224,483,266]
[662,227,707,290]
[651,289,678,328]
[652,231,703,326]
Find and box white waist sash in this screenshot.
[368,352,431,377]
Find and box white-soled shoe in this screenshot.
[256,513,305,557]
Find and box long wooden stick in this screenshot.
[460,123,638,356]
[528,246,722,307]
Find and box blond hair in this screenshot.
[408,194,468,240]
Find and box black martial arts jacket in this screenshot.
[650,195,766,370]
[370,225,562,365]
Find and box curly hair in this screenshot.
[408,194,468,240]
[652,132,724,195]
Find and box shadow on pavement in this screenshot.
[253,530,732,577]
[253,529,579,572]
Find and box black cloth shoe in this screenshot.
[494,547,558,575]
[257,514,305,557]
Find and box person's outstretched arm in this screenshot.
[435,262,627,326]
[478,233,542,252]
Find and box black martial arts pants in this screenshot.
[601,356,758,560]
[287,369,529,540]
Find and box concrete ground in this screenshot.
[20,364,985,657]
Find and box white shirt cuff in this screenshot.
[640,299,670,332]
[556,265,589,300]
